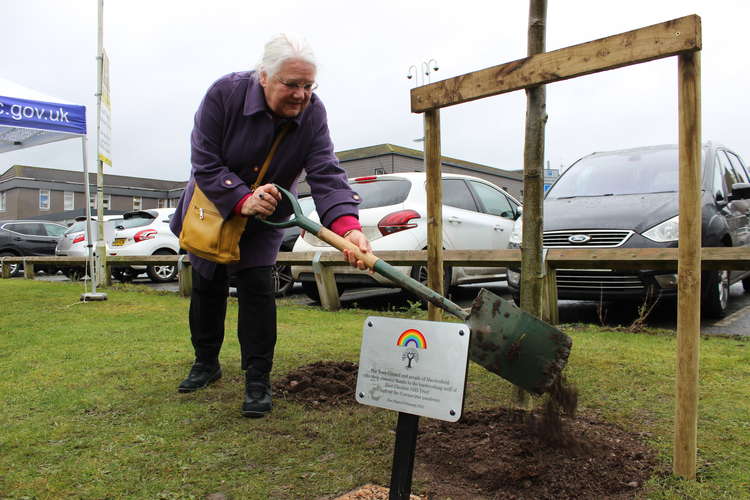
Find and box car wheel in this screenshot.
[272,263,294,297]
[147,250,178,283]
[301,280,345,303]
[701,269,730,319]
[0,251,21,277]
[409,264,452,306]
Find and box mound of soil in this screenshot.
[278,362,660,499]
[273,360,359,407]
[416,408,659,499]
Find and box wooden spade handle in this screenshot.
[315,226,380,270]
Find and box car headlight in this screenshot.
[509,219,523,247]
[643,215,679,242]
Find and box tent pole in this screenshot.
[81,135,107,301]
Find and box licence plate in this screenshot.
[112,238,127,246]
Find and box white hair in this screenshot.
[255,33,316,79]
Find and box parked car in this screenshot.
[108,208,180,283]
[0,219,67,276]
[55,215,123,280]
[506,142,750,318]
[291,172,521,301]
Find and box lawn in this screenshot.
[0,279,748,499]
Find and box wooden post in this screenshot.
[516,0,547,408]
[424,109,443,322]
[541,260,559,325]
[178,256,192,298]
[674,51,702,479]
[312,253,341,311]
[520,0,547,317]
[103,261,112,287]
[1,260,10,279]
[23,261,35,280]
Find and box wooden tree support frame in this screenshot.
[409,14,703,479]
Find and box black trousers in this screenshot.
[189,265,276,375]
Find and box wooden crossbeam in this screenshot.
[6,247,750,270]
[546,248,678,270]
[411,14,701,112]
[284,250,523,267]
[546,247,750,270]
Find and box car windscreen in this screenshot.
[349,179,411,209]
[548,148,684,199]
[115,215,155,229]
[65,218,124,235]
[65,221,87,234]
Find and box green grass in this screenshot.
[1,280,749,499]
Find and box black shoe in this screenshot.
[177,361,222,393]
[242,372,272,418]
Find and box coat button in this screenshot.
[253,166,259,172]
[353,194,361,201]
[225,179,232,185]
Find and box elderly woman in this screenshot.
[170,33,371,418]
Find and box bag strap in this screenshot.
[251,123,290,190]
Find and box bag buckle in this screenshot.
[199,208,204,220]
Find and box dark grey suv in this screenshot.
[0,220,67,276]
[507,143,750,318]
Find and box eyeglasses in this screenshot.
[274,76,318,92]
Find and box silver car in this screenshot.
[55,216,123,280]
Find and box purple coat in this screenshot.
[170,71,360,279]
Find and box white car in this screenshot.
[55,215,124,280]
[108,208,180,283]
[291,172,521,301]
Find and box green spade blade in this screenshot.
[467,289,572,395]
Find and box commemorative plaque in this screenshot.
[355,316,470,422]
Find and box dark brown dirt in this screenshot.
[273,360,359,407]
[416,408,660,500]
[277,361,662,500]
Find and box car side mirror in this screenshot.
[729,182,750,201]
[514,207,523,220]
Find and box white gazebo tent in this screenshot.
[0,77,105,300]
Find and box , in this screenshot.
[507,143,750,318]
[291,172,521,302]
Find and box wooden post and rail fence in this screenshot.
[4,246,750,311]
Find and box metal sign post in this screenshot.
[356,316,470,499]
[389,412,420,499]
[95,0,113,289]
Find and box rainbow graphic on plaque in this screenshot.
[396,329,428,349]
